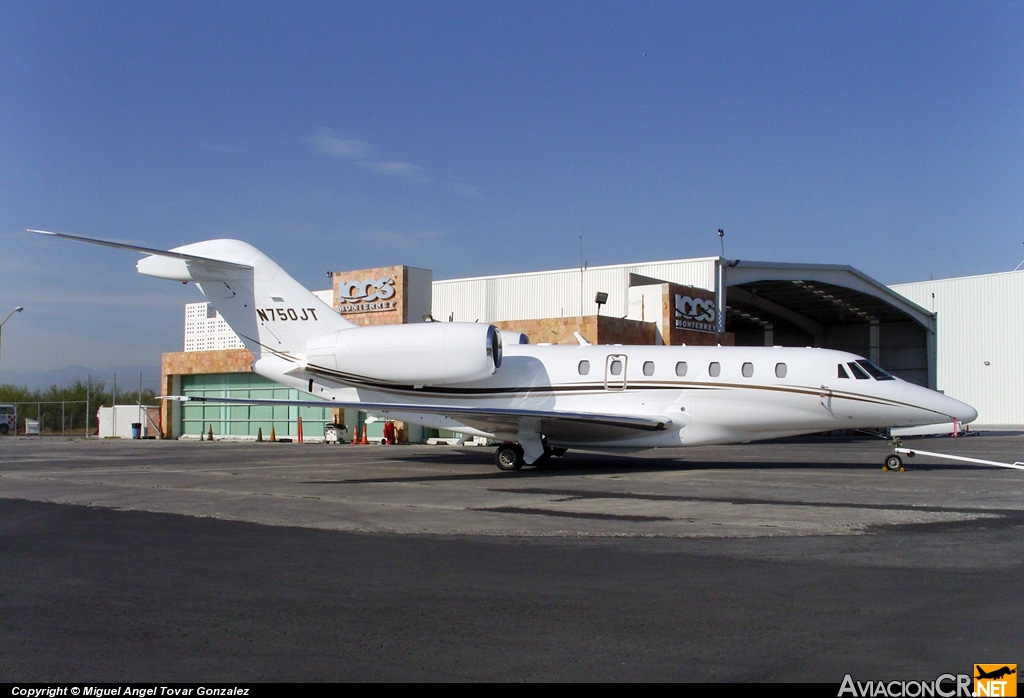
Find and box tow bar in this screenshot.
[885,438,1024,472]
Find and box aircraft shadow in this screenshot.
[298,447,992,486]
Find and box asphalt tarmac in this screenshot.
[2,434,1023,682]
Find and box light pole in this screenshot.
[0,306,24,386]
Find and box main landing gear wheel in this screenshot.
[883,454,904,472]
[495,443,525,471]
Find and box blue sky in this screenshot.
[2,1,1022,376]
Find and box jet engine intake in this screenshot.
[305,322,502,385]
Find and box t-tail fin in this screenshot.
[29,230,354,358]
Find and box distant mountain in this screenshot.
[2,365,162,392]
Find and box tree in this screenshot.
[0,379,158,434]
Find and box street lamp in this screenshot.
[0,306,24,386]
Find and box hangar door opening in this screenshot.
[723,276,933,388]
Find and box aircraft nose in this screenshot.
[932,390,978,424]
[950,398,978,425]
[901,383,978,425]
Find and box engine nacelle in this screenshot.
[305,322,502,385]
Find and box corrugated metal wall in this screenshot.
[432,258,718,323]
[892,271,1024,427]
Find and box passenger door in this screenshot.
[604,354,627,391]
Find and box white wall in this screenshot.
[97,405,151,438]
[432,258,717,323]
[892,270,1024,427]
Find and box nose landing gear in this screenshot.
[884,437,906,471]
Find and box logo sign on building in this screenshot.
[337,277,397,313]
[674,293,716,334]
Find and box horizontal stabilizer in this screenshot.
[30,228,354,356]
[27,229,252,271]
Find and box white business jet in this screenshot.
[30,230,977,471]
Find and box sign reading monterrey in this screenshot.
[337,277,397,313]
[674,293,716,333]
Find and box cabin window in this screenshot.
[708,362,721,377]
[742,362,754,378]
[675,361,688,377]
[578,360,590,376]
[610,359,623,376]
[643,361,655,376]
[848,362,870,380]
[837,364,850,379]
[775,362,788,378]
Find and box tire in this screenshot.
[495,444,524,471]
[884,454,903,471]
[0,424,8,435]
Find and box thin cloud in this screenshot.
[305,128,373,159]
[306,128,476,192]
[306,128,425,181]
[358,160,428,181]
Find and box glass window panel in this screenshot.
[849,362,871,380]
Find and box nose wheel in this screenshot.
[884,454,904,472]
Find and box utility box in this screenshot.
[98,406,156,438]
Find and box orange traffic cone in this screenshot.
[361,427,369,445]
[351,426,360,444]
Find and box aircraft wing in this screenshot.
[166,395,673,442]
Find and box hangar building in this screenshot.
[892,270,1024,428]
[159,254,998,440]
[432,257,937,388]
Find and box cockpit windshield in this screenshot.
[855,360,896,381]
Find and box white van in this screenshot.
[0,404,16,435]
